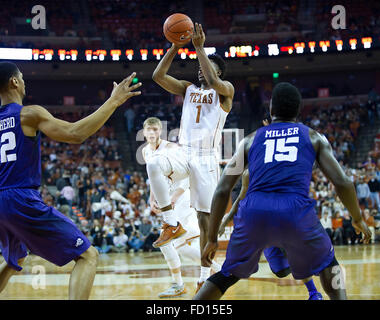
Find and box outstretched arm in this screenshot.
[21,73,141,144]
[152,43,192,96]
[192,23,234,108]
[314,130,371,243]
[218,169,249,236]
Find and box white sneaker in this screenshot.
[158,283,186,298]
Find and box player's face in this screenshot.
[198,61,220,83]
[15,71,26,98]
[143,125,161,144]
[198,66,205,82]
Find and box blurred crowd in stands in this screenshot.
[304,94,380,245]
[36,89,380,254]
[1,0,379,50]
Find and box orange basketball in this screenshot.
[163,13,194,45]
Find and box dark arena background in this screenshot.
[0,0,379,305]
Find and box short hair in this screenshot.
[0,62,20,92]
[271,82,302,119]
[143,117,162,129]
[208,54,226,79]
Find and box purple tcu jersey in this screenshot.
[0,103,41,190]
[246,122,316,198]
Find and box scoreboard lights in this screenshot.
[33,49,54,60]
[0,37,376,62]
[225,45,259,58]
[126,49,134,61]
[362,37,372,49]
[111,50,121,61]
[85,50,107,61]
[335,40,343,51]
[58,50,78,61]
[319,41,330,52]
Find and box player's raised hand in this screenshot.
[201,241,218,267]
[192,23,205,49]
[171,31,192,49]
[110,72,142,106]
[352,218,372,244]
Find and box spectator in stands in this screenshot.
[100,193,114,220]
[320,212,333,241]
[139,217,152,240]
[127,185,142,206]
[90,219,102,237]
[61,183,76,211]
[321,200,333,217]
[342,212,357,245]
[91,187,103,219]
[127,231,144,253]
[56,190,70,217]
[143,227,160,252]
[92,230,104,253]
[368,173,380,212]
[332,211,344,245]
[356,177,371,208]
[56,170,69,191]
[93,229,113,254]
[113,227,129,253]
[124,218,136,238]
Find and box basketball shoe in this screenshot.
[158,283,186,298]
[153,222,186,248]
[308,291,323,300]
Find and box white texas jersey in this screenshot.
[142,139,171,163]
[178,84,228,150]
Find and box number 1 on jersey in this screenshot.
[196,105,202,123]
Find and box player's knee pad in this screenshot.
[273,267,291,278]
[207,271,240,294]
[160,244,181,270]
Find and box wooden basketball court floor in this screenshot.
[0,244,379,300]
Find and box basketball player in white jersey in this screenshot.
[142,117,221,298]
[149,23,234,292]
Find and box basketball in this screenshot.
[163,13,193,45]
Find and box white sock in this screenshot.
[162,210,177,226]
[199,266,211,282]
[172,271,183,286]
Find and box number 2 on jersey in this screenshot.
[1,132,17,163]
[195,105,202,123]
[264,137,299,163]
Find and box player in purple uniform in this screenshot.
[218,168,323,300]
[194,82,371,300]
[0,62,141,299]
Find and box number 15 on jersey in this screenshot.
[264,137,299,163]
